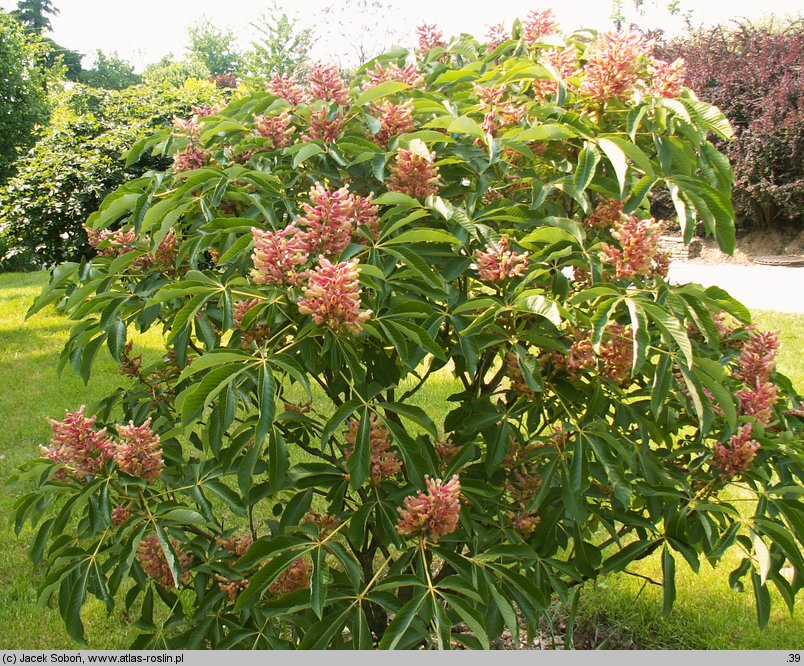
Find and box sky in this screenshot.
[1,0,801,71]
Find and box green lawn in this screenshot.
[0,271,801,649]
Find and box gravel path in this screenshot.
[668,262,804,314]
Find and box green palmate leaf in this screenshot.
[640,302,693,368]
[751,531,771,586]
[384,228,459,245]
[507,124,577,142]
[597,137,628,194]
[573,145,600,192]
[106,319,126,362]
[378,591,427,650]
[598,135,654,177]
[235,546,310,610]
[255,366,276,447]
[352,607,374,649]
[346,407,371,489]
[292,143,323,168]
[447,115,486,139]
[355,81,411,107]
[154,524,182,588]
[179,362,249,424]
[514,293,562,325]
[441,592,490,649]
[662,546,676,616]
[620,301,646,374]
[311,546,329,618]
[601,540,661,575]
[751,572,771,629]
[373,191,422,208]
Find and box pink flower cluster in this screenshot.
[396,474,462,543]
[534,46,578,99]
[269,557,310,595]
[372,100,415,148]
[434,437,459,467]
[474,236,529,282]
[309,63,350,106]
[367,62,423,88]
[735,382,778,424]
[733,328,779,385]
[353,193,380,238]
[42,408,165,483]
[136,534,192,588]
[266,74,310,105]
[388,148,441,199]
[86,227,138,258]
[42,407,115,478]
[733,328,780,424]
[581,31,653,102]
[304,510,340,537]
[713,424,760,478]
[585,197,624,229]
[114,418,164,482]
[217,576,249,601]
[173,144,209,173]
[297,185,356,258]
[552,331,595,377]
[302,108,345,144]
[112,504,132,526]
[648,57,686,98]
[217,532,254,558]
[504,467,542,537]
[233,298,260,329]
[485,23,510,53]
[297,258,371,334]
[474,84,525,134]
[250,224,309,286]
[600,323,633,384]
[254,112,295,148]
[153,228,178,270]
[344,414,402,484]
[416,24,446,53]
[522,9,559,46]
[601,216,668,280]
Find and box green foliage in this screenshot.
[18,20,803,650]
[10,0,58,34]
[0,12,49,182]
[39,36,83,80]
[78,50,140,90]
[657,20,804,228]
[0,81,223,269]
[238,6,312,87]
[187,19,241,77]
[142,56,210,89]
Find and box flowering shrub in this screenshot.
[16,15,803,649]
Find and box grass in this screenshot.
[0,271,801,649]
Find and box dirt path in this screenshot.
[668,262,804,314]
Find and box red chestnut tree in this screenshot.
[16,12,803,649]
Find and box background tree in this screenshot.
[239,5,312,87]
[0,12,49,181]
[39,36,82,79]
[315,0,405,68]
[610,0,693,31]
[78,50,140,89]
[11,0,58,33]
[186,18,241,76]
[142,55,210,88]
